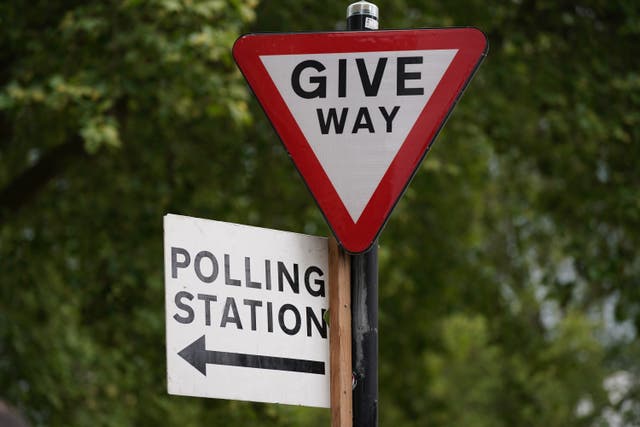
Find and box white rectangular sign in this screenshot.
[164,214,330,407]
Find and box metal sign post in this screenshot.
[347,4,380,427]
[350,244,378,427]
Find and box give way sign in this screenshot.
[233,28,487,253]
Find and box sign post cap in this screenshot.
[347,1,379,19]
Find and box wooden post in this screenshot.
[329,237,352,427]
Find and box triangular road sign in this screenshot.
[233,28,487,253]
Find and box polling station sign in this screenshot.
[164,214,330,407]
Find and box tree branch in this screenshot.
[0,135,86,226]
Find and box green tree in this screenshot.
[1,0,638,426]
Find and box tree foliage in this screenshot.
[1,0,638,426]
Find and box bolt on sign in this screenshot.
[233,28,488,253]
[164,214,330,407]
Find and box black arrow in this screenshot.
[178,335,326,376]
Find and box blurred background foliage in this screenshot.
[0,0,639,426]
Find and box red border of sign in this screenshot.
[233,28,488,253]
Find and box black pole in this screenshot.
[350,244,378,427]
[346,3,379,426]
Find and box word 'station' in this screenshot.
[164,214,330,408]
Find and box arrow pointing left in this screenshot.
[178,335,326,376]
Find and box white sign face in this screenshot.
[260,49,457,222]
[164,214,330,408]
